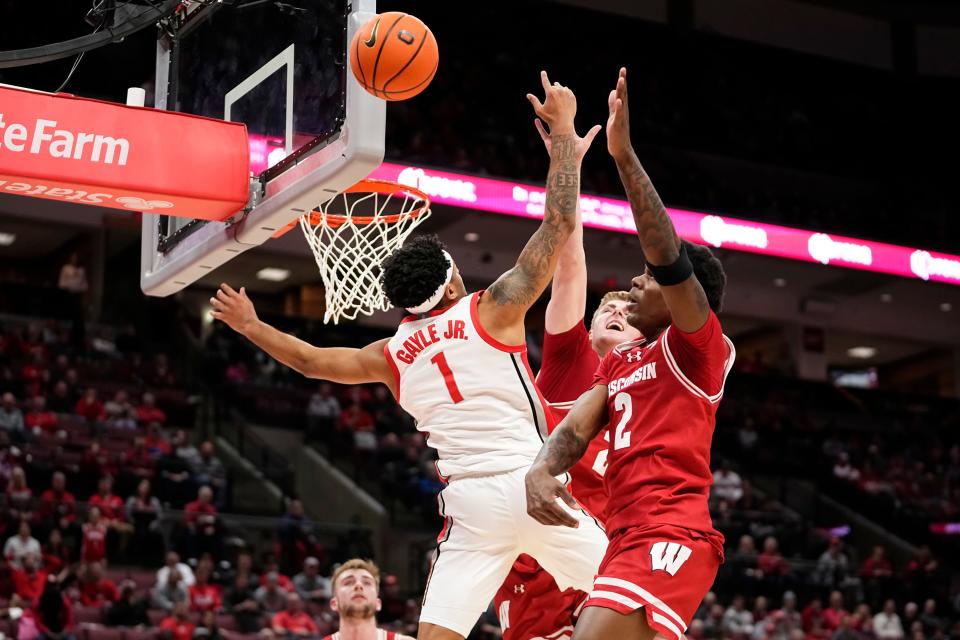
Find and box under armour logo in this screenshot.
[626,351,641,363]
[649,541,692,576]
[115,196,175,211]
[514,585,525,594]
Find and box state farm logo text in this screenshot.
[0,179,172,210]
[0,115,130,166]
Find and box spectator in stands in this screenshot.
[831,614,860,640]
[306,384,340,440]
[802,598,826,638]
[194,610,223,640]
[757,536,790,585]
[183,486,220,559]
[4,520,41,569]
[39,471,77,534]
[873,600,904,640]
[768,591,802,640]
[694,591,717,622]
[713,460,744,504]
[157,439,193,508]
[47,382,72,414]
[225,572,262,634]
[901,602,919,633]
[25,395,58,434]
[89,475,129,550]
[256,571,289,613]
[157,552,196,589]
[126,479,164,565]
[833,453,861,483]
[378,573,404,624]
[136,392,167,426]
[124,438,155,479]
[753,596,771,633]
[723,595,755,638]
[340,400,376,452]
[58,252,88,295]
[160,601,195,640]
[703,603,726,638]
[103,390,137,429]
[35,575,75,640]
[919,599,944,636]
[278,499,318,575]
[78,560,118,606]
[0,392,25,439]
[903,546,940,597]
[12,552,47,601]
[230,550,257,584]
[74,388,104,424]
[42,529,70,574]
[106,579,151,627]
[80,506,108,564]
[816,538,850,589]
[272,592,318,638]
[153,568,189,611]
[737,418,759,453]
[860,545,893,605]
[260,558,294,592]
[823,591,849,633]
[192,441,227,507]
[6,466,33,523]
[189,565,222,613]
[293,557,330,603]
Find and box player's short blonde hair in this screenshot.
[590,291,632,326]
[331,558,381,593]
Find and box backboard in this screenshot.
[140,0,385,297]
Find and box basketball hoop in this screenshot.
[296,179,432,324]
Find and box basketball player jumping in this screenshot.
[323,559,415,640]
[525,67,736,640]
[211,72,608,640]
[493,121,642,640]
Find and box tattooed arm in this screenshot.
[606,67,711,333]
[477,71,601,346]
[525,384,608,527]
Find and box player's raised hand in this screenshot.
[527,70,580,136]
[606,67,633,161]
[210,283,259,336]
[534,117,602,163]
[525,466,580,528]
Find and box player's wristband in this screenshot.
[647,243,693,286]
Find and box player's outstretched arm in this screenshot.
[210,284,393,388]
[534,119,588,334]
[607,67,711,333]
[479,71,600,344]
[524,384,608,527]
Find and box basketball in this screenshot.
[350,12,438,101]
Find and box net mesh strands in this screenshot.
[298,179,431,323]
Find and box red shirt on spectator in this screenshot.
[272,611,318,635]
[184,501,217,526]
[12,568,47,601]
[822,607,848,632]
[860,556,892,578]
[160,617,195,640]
[137,405,167,426]
[145,434,172,456]
[757,551,790,576]
[259,573,295,592]
[89,493,125,523]
[188,583,222,612]
[39,489,76,524]
[339,406,374,432]
[42,546,69,574]
[74,397,105,422]
[25,410,58,433]
[79,578,119,606]
[81,522,108,563]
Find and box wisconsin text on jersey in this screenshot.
[607,344,658,394]
[394,319,468,364]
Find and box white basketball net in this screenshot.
[299,182,432,324]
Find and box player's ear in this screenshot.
[330,597,339,613]
[375,597,382,612]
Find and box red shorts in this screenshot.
[585,525,723,640]
[494,554,587,640]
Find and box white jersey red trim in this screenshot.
[385,291,552,479]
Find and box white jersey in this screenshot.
[384,291,550,479]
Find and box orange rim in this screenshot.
[273,179,430,237]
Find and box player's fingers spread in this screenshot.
[540,70,551,92]
[239,286,247,297]
[215,289,230,303]
[220,283,239,297]
[526,94,545,116]
[534,119,550,142]
[584,124,602,144]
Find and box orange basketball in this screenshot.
[350,12,438,101]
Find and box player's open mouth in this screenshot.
[606,320,625,331]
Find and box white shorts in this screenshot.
[420,466,607,637]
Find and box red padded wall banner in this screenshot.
[0,85,249,220]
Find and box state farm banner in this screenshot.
[0,84,249,220]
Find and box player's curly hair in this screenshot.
[380,235,450,310]
[684,240,726,313]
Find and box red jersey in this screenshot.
[189,583,222,612]
[40,489,76,524]
[494,554,583,640]
[79,578,119,606]
[81,522,108,563]
[160,618,195,640]
[12,569,47,601]
[593,313,734,538]
[536,321,608,522]
[272,610,318,634]
[89,493,125,522]
[184,501,217,526]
